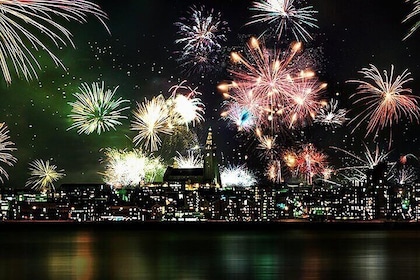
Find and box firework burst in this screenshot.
[256,130,277,159]
[220,164,258,188]
[0,0,108,83]
[295,143,328,185]
[248,0,319,42]
[403,0,420,40]
[131,95,173,152]
[174,150,203,168]
[347,64,420,141]
[222,37,304,133]
[174,5,228,74]
[314,99,349,127]
[0,123,17,183]
[100,148,165,187]
[390,165,417,185]
[25,159,65,192]
[168,81,205,127]
[68,82,130,135]
[220,84,262,132]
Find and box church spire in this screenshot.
[203,127,221,187]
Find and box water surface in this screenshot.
[1,224,420,279]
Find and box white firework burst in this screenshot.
[314,99,349,127]
[0,123,17,183]
[68,82,130,135]
[248,0,319,42]
[100,148,165,187]
[174,150,203,168]
[25,159,65,192]
[220,165,258,188]
[131,95,173,152]
[168,81,205,127]
[174,5,228,74]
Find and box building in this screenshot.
[163,127,221,188]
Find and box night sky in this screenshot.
[0,0,419,188]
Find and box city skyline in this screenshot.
[0,0,419,189]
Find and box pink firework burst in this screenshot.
[347,64,420,143]
[228,37,302,115]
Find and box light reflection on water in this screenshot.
[1,227,420,279]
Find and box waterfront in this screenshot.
[1,225,420,279]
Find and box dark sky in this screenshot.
[0,0,419,188]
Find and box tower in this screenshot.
[203,127,221,187]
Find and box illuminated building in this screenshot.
[163,127,221,188]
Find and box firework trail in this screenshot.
[174,5,228,74]
[403,0,420,40]
[0,0,108,83]
[347,64,420,144]
[68,82,130,135]
[25,159,65,192]
[0,123,17,183]
[248,0,318,42]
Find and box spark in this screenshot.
[0,123,17,183]
[0,0,108,83]
[131,95,173,152]
[221,101,257,132]
[25,159,65,192]
[220,165,258,188]
[314,99,349,127]
[347,64,420,141]
[99,148,165,188]
[283,149,298,169]
[68,82,130,135]
[248,0,319,42]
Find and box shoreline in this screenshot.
[1,219,420,231]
